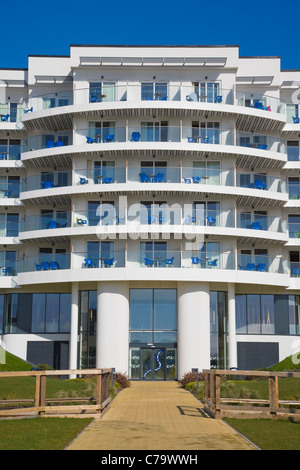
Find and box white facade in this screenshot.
[0,45,299,379]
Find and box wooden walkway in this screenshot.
[67,381,257,450]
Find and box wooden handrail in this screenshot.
[202,369,300,420]
[0,368,113,418]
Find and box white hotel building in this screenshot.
[0,44,299,380]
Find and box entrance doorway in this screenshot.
[130,347,177,380]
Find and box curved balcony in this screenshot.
[21,126,287,170]
[16,250,289,288]
[21,86,286,133]
[20,167,287,207]
[18,208,287,246]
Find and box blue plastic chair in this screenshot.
[42,262,49,270]
[44,181,52,189]
[80,177,88,184]
[254,102,263,109]
[56,141,63,147]
[201,137,209,143]
[247,263,255,271]
[35,263,42,271]
[208,259,218,267]
[50,261,58,270]
[292,268,300,276]
[46,140,54,148]
[292,117,300,124]
[191,257,200,265]
[183,177,192,183]
[252,221,262,230]
[86,136,95,144]
[105,134,115,142]
[104,258,114,267]
[257,263,266,272]
[206,216,216,226]
[48,220,57,229]
[258,144,267,150]
[215,96,223,103]
[131,132,141,142]
[187,137,195,143]
[139,173,150,183]
[24,107,33,113]
[144,258,154,267]
[165,256,174,266]
[104,177,113,184]
[192,176,201,183]
[84,258,95,268]
[1,114,9,122]
[154,173,164,182]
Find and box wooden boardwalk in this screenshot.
[67,381,257,450]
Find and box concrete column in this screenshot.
[228,283,238,369]
[69,282,79,373]
[96,281,129,374]
[177,282,210,379]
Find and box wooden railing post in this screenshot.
[96,369,102,413]
[215,373,221,418]
[35,372,47,415]
[269,374,279,416]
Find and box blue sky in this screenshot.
[1,0,299,70]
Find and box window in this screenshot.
[140,241,168,267]
[89,121,116,142]
[141,121,168,142]
[86,241,114,268]
[191,201,220,226]
[288,177,300,199]
[129,288,177,344]
[192,82,221,103]
[87,200,116,226]
[89,82,116,103]
[193,161,220,185]
[192,121,220,144]
[93,160,116,183]
[141,83,168,101]
[287,141,299,161]
[288,214,300,238]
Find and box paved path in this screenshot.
[67,381,257,450]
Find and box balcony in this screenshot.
[21,125,287,171]
[22,85,286,115]
[20,167,286,210]
[21,85,288,135]
[15,249,289,289]
[18,207,286,246]
[0,103,23,123]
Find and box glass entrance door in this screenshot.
[129,347,177,380]
[142,348,166,380]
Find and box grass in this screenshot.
[224,418,300,450]
[0,348,109,450]
[0,417,93,450]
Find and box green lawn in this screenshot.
[224,418,300,450]
[0,418,93,450]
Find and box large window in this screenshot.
[1,293,71,334]
[210,291,228,369]
[130,289,177,345]
[79,290,97,369]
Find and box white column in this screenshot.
[96,281,129,374]
[69,282,79,374]
[177,282,210,379]
[228,283,238,369]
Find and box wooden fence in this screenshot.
[203,369,300,420]
[0,368,112,418]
